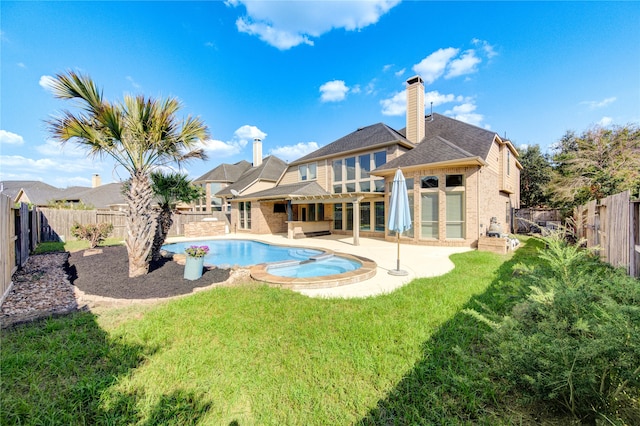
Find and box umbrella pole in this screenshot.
[396,232,400,271]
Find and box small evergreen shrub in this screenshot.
[466,231,640,423]
[70,223,114,249]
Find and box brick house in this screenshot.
[219,76,521,247]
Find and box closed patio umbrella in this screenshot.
[388,168,412,275]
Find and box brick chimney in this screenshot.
[406,75,425,144]
[253,138,263,167]
[91,173,101,188]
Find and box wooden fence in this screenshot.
[515,208,561,233]
[37,208,230,242]
[574,190,640,277]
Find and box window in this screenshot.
[333,184,343,194]
[374,150,386,168]
[359,181,371,192]
[421,175,438,189]
[346,203,353,231]
[374,201,385,232]
[446,192,464,238]
[308,203,316,221]
[239,201,251,229]
[345,182,356,193]
[359,154,370,179]
[360,202,371,231]
[374,179,385,192]
[421,193,439,239]
[446,174,464,187]
[299,162,317,181]
[345,157,356,180]
[333,160,342,182]
[334,204,342,230]
[273,203,286,213]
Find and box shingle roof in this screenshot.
[0,181,62,205]
[194,160,251,183]
[291,123,414,164]
[216,156,288,196]
[374,135,480,171]
[235,181,330,200]
[399,113,496,160]
[56,183,126,209]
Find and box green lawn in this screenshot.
[2,238,544,425]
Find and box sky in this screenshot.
[1,1,639,188]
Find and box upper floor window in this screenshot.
[299,162,317,181]
[333,159,342,182]
[421,175,438,189]
[374,151,386,168]
[331,150,387,194]
[445,174,464,187]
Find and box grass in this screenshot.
[2,237,548,425]
[33,237,124,254]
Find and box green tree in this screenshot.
[548,124,640,210]
[150,171,203,261]
[47,71,208,277]
[518,144,552,208]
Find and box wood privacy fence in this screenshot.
[37,208,229,242]
[574,190,640,278]
[1,197,39,305]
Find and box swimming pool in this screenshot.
[161,239,323,267]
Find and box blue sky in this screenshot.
[1,1,638,188]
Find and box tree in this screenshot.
[547,124,640,210]
[47,71,208,277]
[149,171,203,261]
[518,144,552,208]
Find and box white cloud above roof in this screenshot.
[200,125,267,157]
[446,49,481,79]
[0,130,24,145]
[270,141,320,163]
[581,97,617,109]
[320,80,349,102]
[444,103,484,127]
[228,0,400,50]
[413,47,459,84]
[39,75,56,92]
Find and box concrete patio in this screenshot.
[167,233,471,298]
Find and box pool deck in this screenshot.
[166,233,471,298]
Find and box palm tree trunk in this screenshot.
[151,206,173,261]
[124,172,154,277]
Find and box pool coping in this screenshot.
[162,238,377,289]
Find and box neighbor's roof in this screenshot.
[290,123,414,165]
[194,160,251,183]
[373,135,486,172]
[216,156,288,196]
[0,180,61,205]
[54,182,126,209]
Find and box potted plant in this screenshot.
[183,245,209,280]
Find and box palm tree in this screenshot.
[150,171,203,261]
[47,71,209,277]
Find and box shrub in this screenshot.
[70,223,114,249]
[466,231,640,424]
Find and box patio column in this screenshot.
[352,196,364,246]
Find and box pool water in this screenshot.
[162,239,323,267]
[267,256,362,278]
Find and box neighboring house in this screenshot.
[1,174,128,210]
[222,76,521,248]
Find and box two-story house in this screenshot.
[223,76,521,247]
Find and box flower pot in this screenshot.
[184,256,205,280]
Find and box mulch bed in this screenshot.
[68,245,231,299]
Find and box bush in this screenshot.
[466,232,640,424]
[70,223,114,249]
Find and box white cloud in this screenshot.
[35,139,87,157]
[581,97,617,109]
[413,47,459,84]
[446,49,481,79]
[126,76,141,90]
[395,68,405,77]
[472,38,498,58]
[0,155,96,173]
[320,80,349,102]
[598,116,613,126]
[425,90,461,107]
[380,91,405,116]
[228,0,400,50]
[0,130,24,145]
[444,103,484,127]
[270,141,320,163]
[200,125,267,157]
[17,62,26,69]
[39,75,56,92]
